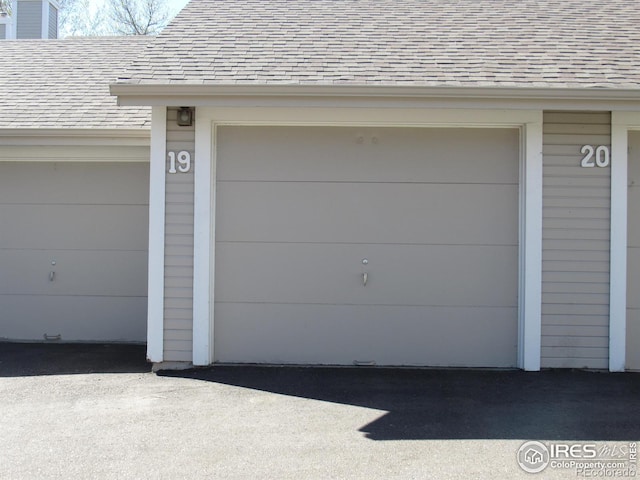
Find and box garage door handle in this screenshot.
[49,271,55,282]
[362,272,368,286]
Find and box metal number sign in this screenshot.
[168,151,192,174]
[580,145,610,168]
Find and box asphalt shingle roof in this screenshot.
[118,0,640,90]
[1,37,151,129]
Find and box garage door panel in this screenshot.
[0,295,146,342]
[0,250,147,297]
[214,303,517,367]
[628,247,640,309]
[215,243,517,307]
[629,132,640,370]
[0,161,149,344]
[0,162,149,205]
[0,204,148,250]
[628,187,640,247]
[217,182,518,245]
[627,309,640,371]
[217,126,519,184]
[215,126,519,367]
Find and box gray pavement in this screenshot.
[0,343,639,479]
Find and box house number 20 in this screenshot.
[168,151,192,173]
[580,145,610,168]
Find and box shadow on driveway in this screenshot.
[2,343,638,442]
[159,366,640,442]
[0,342,150,376]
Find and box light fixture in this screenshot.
[177,107,193,127]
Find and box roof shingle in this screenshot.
[118,0,640,90]
[1,37,151,129]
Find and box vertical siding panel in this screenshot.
[16,1,42,39]
[48,5,58,39]
[163,107,195,362]
[541,111,611,369]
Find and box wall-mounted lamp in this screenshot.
[177,107,193,127]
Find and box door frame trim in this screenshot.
[610,112,640,371]
[191,107,543,370]
[147,106,167,363]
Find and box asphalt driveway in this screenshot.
[0,343,638,479]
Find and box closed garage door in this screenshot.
[214,126,519,367]
[0,162,149,343]
[628,132,640,371]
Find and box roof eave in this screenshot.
[0,127,149,137]
[110,83,640,103]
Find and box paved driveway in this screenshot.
[0,343,639,479]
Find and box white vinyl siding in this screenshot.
[627,131,640,371]
[541,111,611,369]
[15,0,41,39]
[163,107,195,362]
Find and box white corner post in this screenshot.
[519,114,544,371]
[40,0,47,38]
[147,106,167,363]
[9,0,17,37]
[192,110,214,366]
[0,12,13,39]
[609,112,630,372]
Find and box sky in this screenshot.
[167,0,190,17]
[53,0,194,36]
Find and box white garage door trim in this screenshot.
[611,112,640,372]
[147,107,167,362]
[0,129,150,150]
[184,107,543,370]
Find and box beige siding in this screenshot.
[163,107,195,362]
[16,1,41,39]
[215,126,519,367]
[0,161,149,342]
[627,132,640,370]
[541,111,611,369]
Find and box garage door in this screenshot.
[628,132,640,371]
[214,126,519,367]
[0,162,149,343]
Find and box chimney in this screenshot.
[14,0,59,39]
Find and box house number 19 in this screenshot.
[580,145,610,168]
[168,151,192,173]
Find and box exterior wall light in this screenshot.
[177,107,193,127]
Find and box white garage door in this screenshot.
[0,162,149,343]
[214,126,519,367]
[628,132,640,371]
